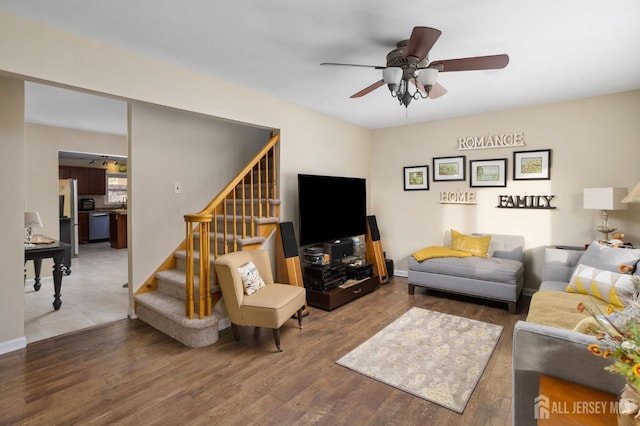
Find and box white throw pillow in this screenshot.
[237,261,266,295]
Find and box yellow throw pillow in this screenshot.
[450,230,491,258]
[412,246,473,262]
[566,264,635,308]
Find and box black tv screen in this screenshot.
[298,173,367,247]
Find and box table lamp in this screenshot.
[24,211,43,246]
[583,187,628,240]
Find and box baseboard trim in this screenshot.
[0,336,27,355]
[218,317,231,331]
[394,269,408,278]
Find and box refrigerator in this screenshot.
[59,178,79,257]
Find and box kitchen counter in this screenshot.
[109,210,127,249]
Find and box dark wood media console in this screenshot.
[306,275,378,311]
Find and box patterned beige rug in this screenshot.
[336,307,503,413]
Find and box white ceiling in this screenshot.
[3,0,640,132]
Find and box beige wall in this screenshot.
[371,91,640,289]
[0,11,371,352]
[25,124,127,239]
[0,77,26,352]
[128,103,270,298]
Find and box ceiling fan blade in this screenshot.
[429,54,509,72]
[321,62,385,69]
[429,82,447,99]
[415,81,447,99]
[406,26,442,60]
[350,80,385,98]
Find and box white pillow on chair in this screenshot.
[238,261,266,295]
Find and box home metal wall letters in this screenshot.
[457,132,525,151]
[497,195,556,209]
[439,191,477,205]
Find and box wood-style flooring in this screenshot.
[1,276,530,425]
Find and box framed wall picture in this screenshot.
[513,149,551,180]
[433,155,466,181]
[404,165,429,190]
[470,158,507,187]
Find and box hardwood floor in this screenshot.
[1,276,530,425]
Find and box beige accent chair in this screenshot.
[214,250,306,352]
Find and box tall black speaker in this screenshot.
[366,215,389,285]
[279,222,299,258]
[276,222,308,316]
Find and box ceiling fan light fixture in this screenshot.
[417,68,438,87]
[382,67,403,92]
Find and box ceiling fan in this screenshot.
[321,26,509,108]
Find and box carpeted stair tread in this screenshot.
[191,234,266,246]
[174,249,217,262]
[155,268,219,300]
[212,215,280,224]
[224,198,281,205]
[135,292,222,330]
[135,291,222,348]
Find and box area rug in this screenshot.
[336,307,503,413]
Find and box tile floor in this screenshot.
[24,242,130,343]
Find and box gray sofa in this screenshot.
[407,232,524,313]
[512,246,629,425]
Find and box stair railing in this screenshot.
[183,133,279,319]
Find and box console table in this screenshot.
[24,239,70,310]
[537,374,617,425]
[306,275,378,311]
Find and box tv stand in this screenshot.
[305,275,378,311]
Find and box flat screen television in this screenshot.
[297,173,366,247]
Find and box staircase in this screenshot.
[134,135,280,347]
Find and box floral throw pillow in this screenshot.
[237,261,266,295]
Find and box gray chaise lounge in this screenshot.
[407,232,525,313]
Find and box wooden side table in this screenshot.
[537,374,618,425]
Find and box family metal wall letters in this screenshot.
[497,195,556,209]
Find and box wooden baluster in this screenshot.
[264,154,270,218]
[232,186,238,252]
[213,205,219,260]
[198,217,212,318]
[250,169,255,237]
[272,148,277,209]
[257,159,263,218]
[223,197,228,254]
[241,175,247,239]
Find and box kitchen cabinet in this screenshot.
[59,166,106,195]
[78,212,89,244]
[58,166,69,179]
[67,167,88,195]
[87,168,106,195]
[109,211,127,249]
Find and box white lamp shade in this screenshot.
[622,182,640,203]
[382,67,403,85]
[583,187,628,210]
[24,211,43,228]
[417,68,439,86]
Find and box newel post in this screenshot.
[184,213,213,319]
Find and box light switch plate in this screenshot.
[173,182,182,194]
